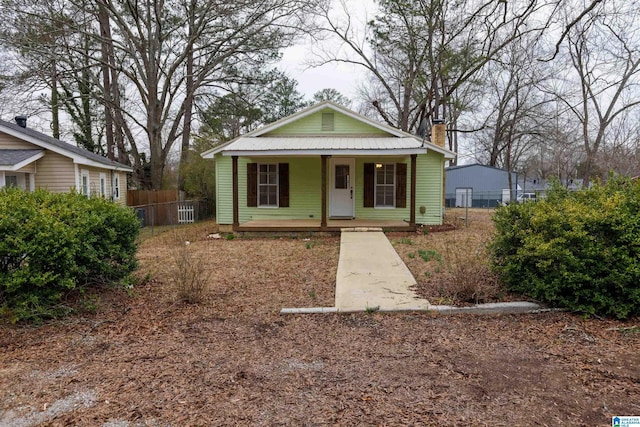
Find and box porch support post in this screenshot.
[410,154,417,227]
[321,155,329,229]
[232,156,239,230]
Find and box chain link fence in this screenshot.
[445,191,507,208]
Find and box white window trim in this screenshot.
[257,163,278,208]
[374,163,395,208]
[112,174,121,200]
[5,174,18,188]
[81,169,90,196]
[5,174,27,190]
[99,173,107,198]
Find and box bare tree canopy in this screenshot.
[2,0,640,188]
[0,0,325,188]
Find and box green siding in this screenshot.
[354,158,410,221]
[414,152,445,225]
[216,156,323,224]
[354,152,443,224]
[241,157,322,222]
[215,152,445,225]
[215,155,233,224]
[265,108,389,136]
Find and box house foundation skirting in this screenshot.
[233,219,416,233]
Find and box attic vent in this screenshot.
[321,112,334,131]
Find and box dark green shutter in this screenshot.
[247,163,257,207]
[364,163,375,208]
[396,163,407,208]
[278,163,289,207]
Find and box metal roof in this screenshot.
[0,149,43,166]
[224,136,423,151]
[201,101,458,160]
[0,119,133,171]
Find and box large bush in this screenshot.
[490,178,640,319]
[0,188,140,322]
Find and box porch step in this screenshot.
[340,227,383,232]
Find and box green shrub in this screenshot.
[0,188,140,322]
[490,178,640,319]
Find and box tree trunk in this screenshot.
[98,1,115,160]
[179,2,196,191]
[51,60,60,140]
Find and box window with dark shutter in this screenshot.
[278,163,289,207]
[258,164,278,207]
[247,163,257,207]
[364,163,374,207]
[375,163,395,207]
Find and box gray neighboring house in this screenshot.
[0,116,132,203]
[445,164,517,208]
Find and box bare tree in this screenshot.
[311,0,553,141]
[557,0,640,184]
[476,37,557,172]
[91,0,324,189]
[0,0,323,189]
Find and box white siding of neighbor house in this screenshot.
[1,131,128,203]
[34,151,76,192]
[111,171,127,205]
[81,167,127,205]
[0,133,34,149]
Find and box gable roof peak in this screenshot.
[251,100,411,139]
[0,118,133,171]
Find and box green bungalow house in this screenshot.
[201,101,456,232]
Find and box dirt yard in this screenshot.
[1,213,639,426]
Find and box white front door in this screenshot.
[329,158,355,218]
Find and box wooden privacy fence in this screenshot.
[127,190,211,227]
[127,189,179,206]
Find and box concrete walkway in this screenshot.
[335,230,431,312]
[282,229,546,315]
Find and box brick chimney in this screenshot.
[431,119,447,209]
[431,118,445,147]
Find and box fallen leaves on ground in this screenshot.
[1,219,638,426]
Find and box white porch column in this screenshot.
[0,171,5,188]
[74,163,80,192]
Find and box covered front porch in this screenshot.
[229,154,420,232]
[236,218,414,232]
